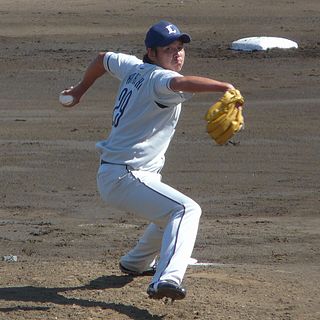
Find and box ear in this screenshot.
[147,48,156,61]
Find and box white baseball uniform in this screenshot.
[96,52,201,286]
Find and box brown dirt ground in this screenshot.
[0,1,319,319]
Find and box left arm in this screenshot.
[170,76,234,93]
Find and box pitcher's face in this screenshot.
[149,40,185,72]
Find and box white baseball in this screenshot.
[59,91,74,106]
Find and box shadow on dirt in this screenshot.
[0,274,164,320]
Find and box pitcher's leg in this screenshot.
[97,165,202,296]
[120,223,163,273]
[124,170,202,286]
[152,199,202,285]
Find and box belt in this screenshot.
[100,160,136,172]
[100,159,110,165]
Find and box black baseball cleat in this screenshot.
[147,280,186,300]
[119,262,156,277]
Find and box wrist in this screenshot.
[224,83,235,91]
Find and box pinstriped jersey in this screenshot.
[96,52,193,172]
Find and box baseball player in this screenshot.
[60,20,236,300]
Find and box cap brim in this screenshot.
[159,33,191,47]
[179,34,191,43]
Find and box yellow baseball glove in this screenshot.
[205,89,244,145]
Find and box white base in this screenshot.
[231,37,298,51]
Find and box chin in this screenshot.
[173,64,183,72]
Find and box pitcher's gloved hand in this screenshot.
[205,89,244,145]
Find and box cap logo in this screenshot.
[165,25,177,34]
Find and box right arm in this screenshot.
[61,52,107,107]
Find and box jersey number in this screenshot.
[112,88,132,127]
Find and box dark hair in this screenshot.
[143,48,157,64]
[143,54,153,63]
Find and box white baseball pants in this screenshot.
[96,162,201,285]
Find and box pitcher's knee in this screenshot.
[185,200,202,219]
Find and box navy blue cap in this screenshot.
[145,20,191,48]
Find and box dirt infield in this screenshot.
[0,1,319,319]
